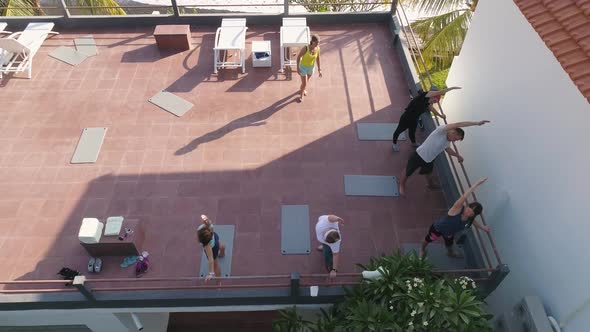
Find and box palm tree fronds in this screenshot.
[1,0,42,16]
[410,9,465,45]
[401,0,467,15]
[290,0,390,13]
[74,0,126,15]
[418,9,472,70]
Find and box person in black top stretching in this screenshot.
[419,177,490,259]
[392,86,461,152]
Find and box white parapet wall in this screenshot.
[0,304,331,332]
[441,0,590,330]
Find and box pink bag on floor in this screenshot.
[135,251,150,277]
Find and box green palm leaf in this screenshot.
[401,0,469,15]
[71,0,126,15]
[411,8,471,70]
[1,0,43,16]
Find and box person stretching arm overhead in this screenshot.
[420,177,489,259]
[398,120,490,196]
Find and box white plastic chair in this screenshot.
[0,22,58,79]
[279,17,310,73]
[0,23,11,36]
[214,18,248,74]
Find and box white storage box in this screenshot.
[78,218,104,244]
[104,216,124,236]
[252,40,272,68]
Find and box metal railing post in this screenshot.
[73,276,95,301]
[57,0,71,18]
[284,0,289,16]
[170,0,180,17]
[290,272,300,301]
[390,0,398,15]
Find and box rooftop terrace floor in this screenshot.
[0,24,446,286]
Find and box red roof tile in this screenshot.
[514,0,590,102]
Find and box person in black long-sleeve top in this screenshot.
[392,87,461,152]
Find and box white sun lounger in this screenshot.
[0,23,11,35]
[214,18,248,74]
[0,22,58,79]
[221,18,247,27]
[280,17,310,73]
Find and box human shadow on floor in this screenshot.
[175,92,298,155]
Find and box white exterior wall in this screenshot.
[0,311,155,332]
[0,305,327,332]
[442,0,590,330]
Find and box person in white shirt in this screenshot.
[398,121,490,196]
[315,214,344,278]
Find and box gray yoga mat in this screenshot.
[74,35,98,57]
[402,243,466,270]
[281,205,311,255]
[71,127,107,164]
[49,46,89,66]
[344,175,399,197]
[199,225,235,277]
[356,123,406,141]
[148,91,193,117]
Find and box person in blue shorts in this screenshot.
[296,34,323,102]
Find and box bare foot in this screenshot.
[399,184,406,197]
[316,245,323,252]
[304,90,308,96]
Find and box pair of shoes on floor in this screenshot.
[88,257,102,273]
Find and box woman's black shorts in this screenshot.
[425,224,454,247]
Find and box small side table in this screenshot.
[154,25,191,51]
[252,40,272,68]
[81,219,145,257]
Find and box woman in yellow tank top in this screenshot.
[296,34,322,102]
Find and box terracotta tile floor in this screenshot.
[0,24,447,288]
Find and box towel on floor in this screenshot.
[120,255,139,268]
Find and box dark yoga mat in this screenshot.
[281,205,311,255]
[199,225,235,277]
[344,175,399,197]
[356,123,406,141]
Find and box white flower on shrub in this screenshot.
[455,276,477,289]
